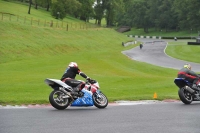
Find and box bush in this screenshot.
[51,1,66,19]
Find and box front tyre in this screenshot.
[92,91,108,109]
[49,90,70,110]
[178,88,193,104]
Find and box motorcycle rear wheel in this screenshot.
[49,90,71,110]
[92,92,108,108]
[178,88,193,104]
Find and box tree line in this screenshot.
[11,0,200,32]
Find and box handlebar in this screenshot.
[86,79,96,84]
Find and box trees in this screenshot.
[103,0,124,27]
[77,0,94,22]
[13,0,199,30]
[173,0,200,30]
[116,0,151,32]
[27,0,51,13]
[62,0,81,17]
[50,0,94,21]
[93,0,105,25]
[187,0,200,30]
[51,0,81,19]
[28,0,32,14]
[51,0,66,19]
[156,0,177,31]
[116,0,200,32]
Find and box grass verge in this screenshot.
[1,0,199,105]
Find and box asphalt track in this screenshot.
[122,38,200,72]
[1,101,200,133]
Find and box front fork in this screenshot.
[94,90,103,102]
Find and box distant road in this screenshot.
[122,38,200,72]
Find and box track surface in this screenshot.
[122,38,200,72]
[0,102,200,133]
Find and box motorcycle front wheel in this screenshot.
[92,91,108,109]
[49,90,71,110]
[178,88,193,104]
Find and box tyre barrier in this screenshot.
[187,42,200,45]
[128,35,162,39]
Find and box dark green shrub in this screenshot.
[51,1,66,19]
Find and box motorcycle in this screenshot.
[174,77,200,104]
[44,78,108,110]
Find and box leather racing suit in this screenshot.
[61,66,89,91]
[177,67,200,88]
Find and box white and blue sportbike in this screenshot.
[45,78,108,110]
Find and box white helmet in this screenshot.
[68,62,78,67]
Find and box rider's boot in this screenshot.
[71,84,84,97]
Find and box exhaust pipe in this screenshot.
[184,86,195,94]
[59,87,74,100]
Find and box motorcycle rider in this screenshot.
[61,62,91,95]
[177,64,200,90]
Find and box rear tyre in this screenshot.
[92,92,108,108]
[49,90,71,110]
[178,88,193,104]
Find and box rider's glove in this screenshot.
[86,77,91,81]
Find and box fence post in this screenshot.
[50,20,53,27]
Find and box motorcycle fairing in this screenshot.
[45,78,73,90]
[174,78,191,88]
[71,89,94,106]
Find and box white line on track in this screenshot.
[0,100,179,109]
[0,105,28,109]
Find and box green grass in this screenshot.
[0,0,98,30]
[1,0,199,105]
[0,0,84,22]
[166,40,200,64]
[89,18,107,27]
